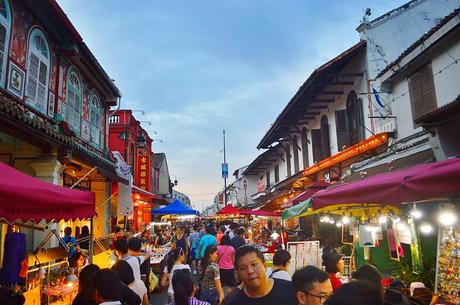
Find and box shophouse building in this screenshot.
[0,0,122,249]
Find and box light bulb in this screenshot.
[419,223,433,234]
[438,210,457,226]
[378,215,387,224]
[392,216,400,223]
[336,222,342,227]
[328,218,335,224]
[342,216,350,225]
[411,210,422,219]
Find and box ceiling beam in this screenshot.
[320,72,364,78]
[309,105,328,109]
[305,111,320,115]
[319,90,344,95]
[312,99,336,103]
[313,81,354,86]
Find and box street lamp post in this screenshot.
[223,130,228,206]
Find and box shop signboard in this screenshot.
[63,173,91,191]
[287,241,320,275]
[137,155,151,191]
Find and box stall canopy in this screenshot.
[0,162,95,223]
[313,157,460,209]
[282,180,330,208]
[240,209,282,217]
[217,205,241,215]
[151,199,198,215]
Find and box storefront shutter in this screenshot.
[335,110,350,151]
[320,116,331,158]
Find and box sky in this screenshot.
[57,0,406,211]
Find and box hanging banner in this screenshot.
[63,173,91,191]
[222,163,228,179]
[117,182,133,216]
[137,155,151,191]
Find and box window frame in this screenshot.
[320,115,331,158]
[301,127,309,169]
[66,66,83,135]
[346,91,364,145]
[90,91,102,148]
[25,27,51,114]
[285,144,292,177]
[293,135,300,173]
[408,63,437,123]
[0,0,11,88]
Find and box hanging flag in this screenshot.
[372,87,385,108]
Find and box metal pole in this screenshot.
[89,217,94,264]
[223,130,227,206]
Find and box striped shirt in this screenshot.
[167,297,210,305]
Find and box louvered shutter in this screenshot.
[26,53,39,101]
[36,61,48,108]
[320,117,331,158]
[0,24,6,83]
[408,64,437,120]
[311,129,322,163]
[67,90,75,130]
[335,110,350,151]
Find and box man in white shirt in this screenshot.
[114,238,150,281]
[266,249,292,281]
[93,269,122,305]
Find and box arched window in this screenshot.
[0,0,11,87]
[90,92,102,147]
[26,28,50,114]
[66,67,82,134]
[301,127,309,169]
[285,144,292,177]
[346,91,364,145]
[320,115,331,158]
[293,135,300,173]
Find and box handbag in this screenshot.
[149,269,158,293]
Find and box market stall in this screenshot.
[283,157,460,303]
[0,161,96,305]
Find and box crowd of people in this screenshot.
[0,220,434,305]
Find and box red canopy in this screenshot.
[313,158,460,209]
[217,205,241,215]
[240,210,281,217]
[283,180,330,208]
[0,162,96,223]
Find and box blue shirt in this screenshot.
[196,234,217,259]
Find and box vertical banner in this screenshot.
[222,163,228,179]
[137,155,151,191]
[117,182,133,216]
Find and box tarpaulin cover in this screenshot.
[0,162,95,223]
[313,157,460,209]
[217,205,241,215]
[282,198,313,220]
[151,199,198,215]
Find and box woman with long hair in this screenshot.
[161,247,191,301]
[68,251,86,275]
[72,264,100,305]
[217,235,236,294]
[198,245,224,305]
[167,269,210,305]
[112,260,148,305]
[79,225,90,251]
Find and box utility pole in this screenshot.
[222,129,228,206]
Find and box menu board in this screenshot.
[287,241,320,275]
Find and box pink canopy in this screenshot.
[0,162,96,223]
[313,158,460,209]
[240,210,281,217]
[283,180,330,208]
[217,205,241,215]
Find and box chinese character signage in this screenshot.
[137,155,151,191]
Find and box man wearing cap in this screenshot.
[321,247,344,292]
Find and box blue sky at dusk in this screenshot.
[57,0,406,211]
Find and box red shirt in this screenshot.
[329,273,342,291]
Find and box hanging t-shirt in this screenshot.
[223,279,296,305]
